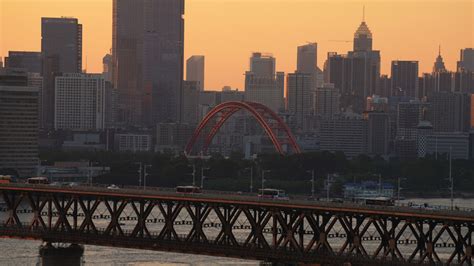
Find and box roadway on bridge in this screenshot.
[1,183,473,222]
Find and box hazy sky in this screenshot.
[1,0,473,90]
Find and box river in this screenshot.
[0,198,472,265]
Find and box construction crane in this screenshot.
[327,40,352,43]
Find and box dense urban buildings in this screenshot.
[41,17,83,129]
[112,0,184,126]
[0,2,472,167]
[244,53,284,112]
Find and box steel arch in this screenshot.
[185,101,301,155]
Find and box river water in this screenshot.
[0,198,472,266]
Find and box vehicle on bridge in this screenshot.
[0,175,12,184]
[363,197,394,206]
[258,188,289,200]
[176,186,202,194]
[27,177,49,185]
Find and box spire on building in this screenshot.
[362,5,365,22]
[353,7,373,52]
[433,45,446,72]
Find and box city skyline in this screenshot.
[1,0,472,90]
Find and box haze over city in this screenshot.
[1,0,472,89]
[0,0,474,265]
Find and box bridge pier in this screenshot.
[39,242,84,266]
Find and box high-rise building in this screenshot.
[320,115,367,158]
[287,72,312,130]
[314,84,340,119]
[54,73,105,130]
[453,71,474,93]
[432,47,447,73]
[112,0,184,126]
[353,19,372,52]
[245,53,284,112]
[397,101,429,139]
[297,43,317,74]
[41,17,82,129]
[41,18,82,73]
[457,48,474,72]
[186,55,205,91]
[102,54,113,83]
[365,111,390,156]
[218,86,245,103]
[324,17,380,113]
[249,52,275,77]
[391,61,419,98]
[419,132,469,160]
[181,80,200,125]
[5,51,42,73]
[433,71,453,93]
[0,69,39,177]
[431,92,471,133]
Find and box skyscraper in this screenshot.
[112,0,184,126]
[245,53,284,112]
[324,16,380,113]
[391,61,419,98]
[457,48,474,72]
[186,55,205,91]
[41,17,82,129]
[287,72,312,130]
[102,54,113,83]
[353,19,372,52]
[297,43,317,74]
[432,47,446,73]
[365,111,390,156]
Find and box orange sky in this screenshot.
[1,0,473,90]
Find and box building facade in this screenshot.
[0,85,39,177]
[287,72,312,130]
[245,53,284,112]
[5,51,42,73]
[54,73,105,131]
[391,61,419,98]
[186,55,205,91]
[112,0,184,126]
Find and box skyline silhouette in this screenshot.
[1,0,473,90]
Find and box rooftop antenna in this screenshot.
[362,5,365,22]
[438,44,441,56]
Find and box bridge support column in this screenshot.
[39,242,84,266]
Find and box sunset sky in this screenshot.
[1,0,473,90]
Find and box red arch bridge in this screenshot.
[0,184,473,265]
[185,101,301,156]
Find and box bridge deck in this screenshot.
[1,183,473,222]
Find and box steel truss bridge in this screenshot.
[0,184,473,265]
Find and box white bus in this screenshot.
[258,189,289,200]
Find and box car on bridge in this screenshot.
[176,186,202,194]
[258,188,289,200]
